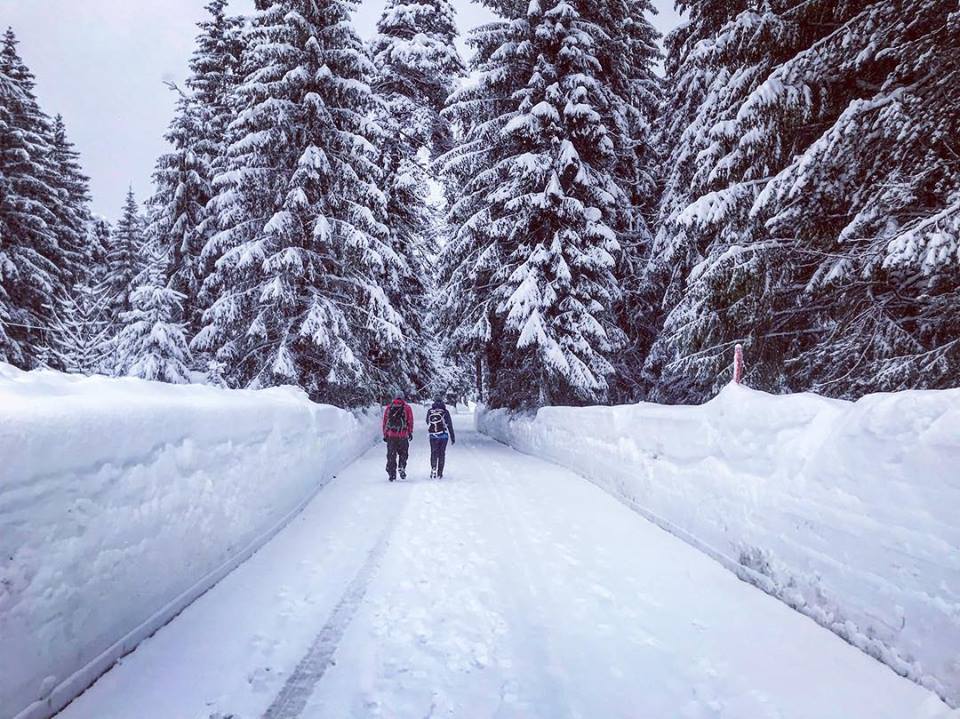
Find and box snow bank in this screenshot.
[479,384,960,706]
[0,365,379,719]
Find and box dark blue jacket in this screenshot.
[426,401,455,442]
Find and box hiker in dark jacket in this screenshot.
[426,400,455,479]
[383,397,414,482]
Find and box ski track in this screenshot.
[263,512,400,719]
[55,412,955,719]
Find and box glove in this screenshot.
[383,436,388,443]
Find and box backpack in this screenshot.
[426,408,447,435]
[386,404,408,433]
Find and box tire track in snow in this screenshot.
[261,510,400,719]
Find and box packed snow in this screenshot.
[0,365,379,719]
[35,405,955,719]
[479,383,960,706]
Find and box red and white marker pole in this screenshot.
[733,343,744,385]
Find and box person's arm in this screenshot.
[381,406,388,439]
[445,409,455,444]
[406,404,414,439]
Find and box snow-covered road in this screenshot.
[57,413,952,719]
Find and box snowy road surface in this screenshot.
[57,414,952,719]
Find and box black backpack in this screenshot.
[386,404,408,433]
[426,408,447,435]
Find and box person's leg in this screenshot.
[398,437,409,477]
[437,437,448,477]
[386,439,398,480]
[430,437,440,474]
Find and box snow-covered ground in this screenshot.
[35,408,956,719]
[0,365,379,719]
[479,384,960,706]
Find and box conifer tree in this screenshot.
[115,241,192,384]
[0,29,67,367]
[46,281,113,375]
[196,0,399,405]
[107,188,147,318]
[370,0,465,397]
[440,0,653,408]
[49,114,91,284]
[644,0,960,400]
[86,215,112,281]
[149,0,243,336]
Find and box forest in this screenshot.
[1,0,957,409]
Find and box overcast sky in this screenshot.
[1,0,683,219]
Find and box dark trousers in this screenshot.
[430,436,448,476]
[386,437,409,479]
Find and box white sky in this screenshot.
[0,0,682,219]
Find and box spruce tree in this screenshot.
[46,281,113,375]
[149,0,243,337]
[115,241,192,384]
[0,29,66,367]
[440,0,650,408]
[106,188,147,318]
[370,0,465,397]
[85,215,112,283]
[645,0,960,401]
[49,114,91,284]
[196,0,399,405]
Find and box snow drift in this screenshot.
[0,365,379,719]
[479,384,960,706]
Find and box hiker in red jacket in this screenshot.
[382,397,414,482]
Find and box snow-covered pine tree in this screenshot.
[0,29,68,367]
[115,240,192,384]
[633,1,748,399]
[372,0,464,157]
[370,0,465,397]
[597,0,662,402]
[149,0,243,337]
[645,0,959,401]
[49,114,91,284]
[86,215,112,283]
[196,0,399,405]
[147,96,208,330]
[44,215,115,375]
[440,0,642,409]
[748,1,960,396]
[46,281,113,375]
[106,188,147,318]
[642,2,811,401]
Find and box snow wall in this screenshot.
[478,384,960,706]
[0,365,380,719]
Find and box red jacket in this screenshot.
[382,399,414,439]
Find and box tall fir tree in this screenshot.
[439,0,657,408]
[115,239,192,384]
[49,114,91,284]
[44,215,115,374]
[0,28,69,367]
[196,0,402,405]
[644,0,959,401]
[85,215,112,283]
[370,0,465,397]
[601,0,662,401]
[106,188,147,319]
[149,0,243,339]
